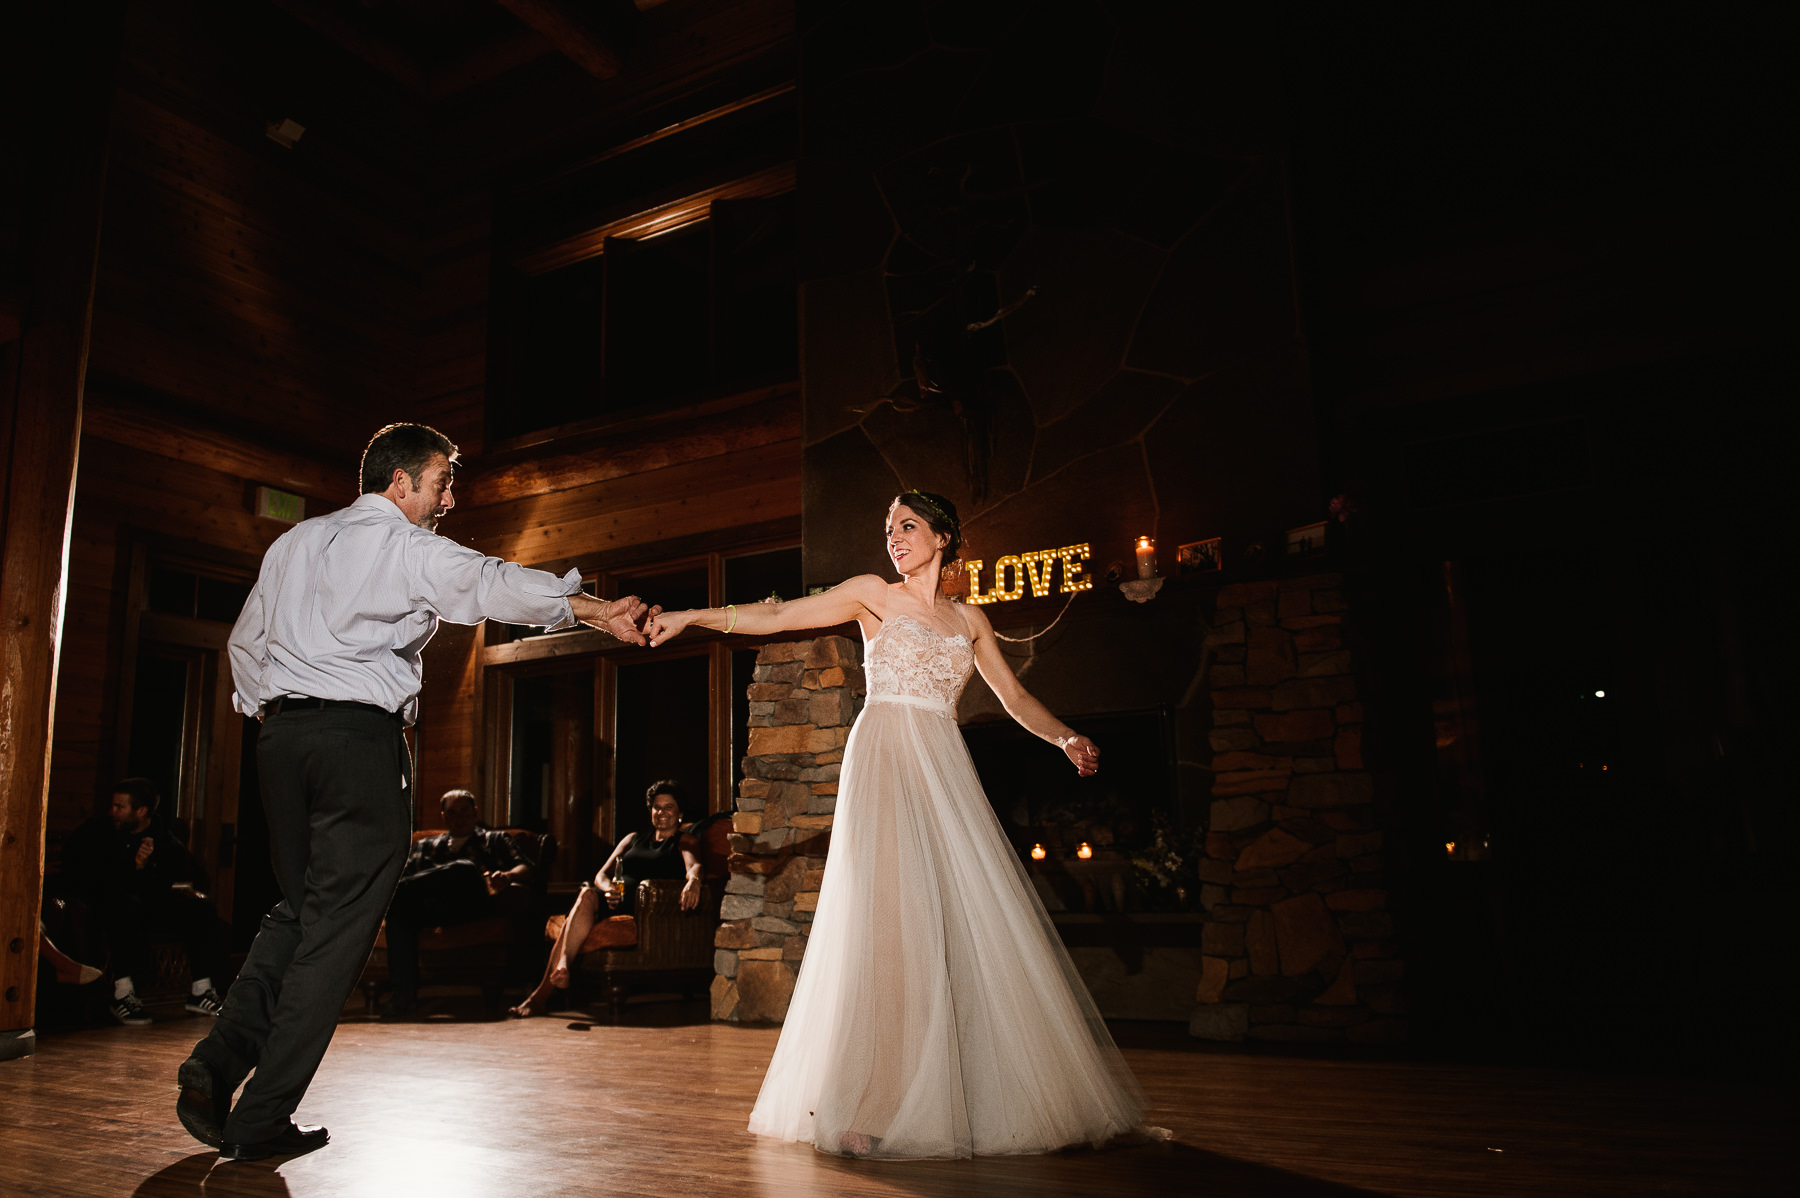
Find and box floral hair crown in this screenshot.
[899,490,957,531]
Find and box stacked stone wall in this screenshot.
[1190,572,1405,1044]
[710,635,864,1023]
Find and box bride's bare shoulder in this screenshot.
[832,574,896,606]
[958,600,995,638]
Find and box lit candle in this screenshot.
[1135,536,1156,579]
[1444,841,1457,856]
[1077,842,1093,860]
[1030,844,1046,861]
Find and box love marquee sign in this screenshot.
[964,543,1093,605]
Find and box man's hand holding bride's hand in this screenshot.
[572,593,658,645]
[1060,734,1099,777]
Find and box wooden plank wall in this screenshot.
[43,0,802,856]
[43,0,424,850]
[92,0,429,459]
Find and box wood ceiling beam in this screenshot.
[428,27,554,99]
[512,159,793,275]
[83,390,348,502]
[464,381,799,505]
[267,0,429,94]
[490,0,623,79]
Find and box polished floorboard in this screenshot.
[0,1004,1788,1198]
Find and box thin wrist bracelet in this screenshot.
[724,603,738,633]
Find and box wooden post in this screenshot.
[0,4,123,1058]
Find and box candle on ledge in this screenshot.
[1135,535,1156,579]
[1076,842,1094,860]
[1030,843,1047,861]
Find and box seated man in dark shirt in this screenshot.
[59,777,228,1025]
[381,788,533,1018]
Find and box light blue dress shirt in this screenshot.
[229,492,580,726]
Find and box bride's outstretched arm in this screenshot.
[646,575,886,647]
[965,605,1100,776]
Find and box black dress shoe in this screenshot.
[175,1057,227,1149]
[220,1121,330,1162]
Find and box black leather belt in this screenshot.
[264,696,396,720]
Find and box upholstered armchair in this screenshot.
[359,828,556,1017]
[544,813,731,1020]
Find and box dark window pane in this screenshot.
[147,566,197,617]
[713,193,797,384]
[196,575,253,624]
[614,654,711,832]
[126,651,193,817]
[724,546,801,605]
[604,225,711,409]
[508,674,556,832]
[503,256,606,440]
[614,562,709,615]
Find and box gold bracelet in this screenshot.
[724,603,738,633]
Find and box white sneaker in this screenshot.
[185,987,224,1017]
[109,992,152,1026]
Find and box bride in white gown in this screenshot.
[647,491,1146,1159]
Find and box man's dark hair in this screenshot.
[113,777,160,816]
[440,788,478,812]
[645,779,685,811]
[360,423,458,495]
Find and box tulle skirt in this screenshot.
[746,695,1146,1159]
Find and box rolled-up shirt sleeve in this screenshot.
[408,534,580,630]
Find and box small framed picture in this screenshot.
[1286,521,1327,557]
[1178,537,1223,574]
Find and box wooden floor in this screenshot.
[0,1005,1788,1197]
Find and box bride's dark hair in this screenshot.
[889,491,962,569]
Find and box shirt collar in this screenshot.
[352,491,412,523]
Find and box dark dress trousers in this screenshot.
[193,705,412,1142]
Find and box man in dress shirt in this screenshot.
[175,422,649,1162]
[380,787,533,1018]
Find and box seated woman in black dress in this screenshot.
[509,779,702,1018]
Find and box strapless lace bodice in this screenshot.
[864,614,975,708]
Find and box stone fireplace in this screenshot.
[1189,572,1405,1044]
[710,635,863,1023]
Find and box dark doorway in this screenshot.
[614,654,711,839]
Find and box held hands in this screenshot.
[572,593,659,645]
[594,593,778,647]
[1060,734,1100,777]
